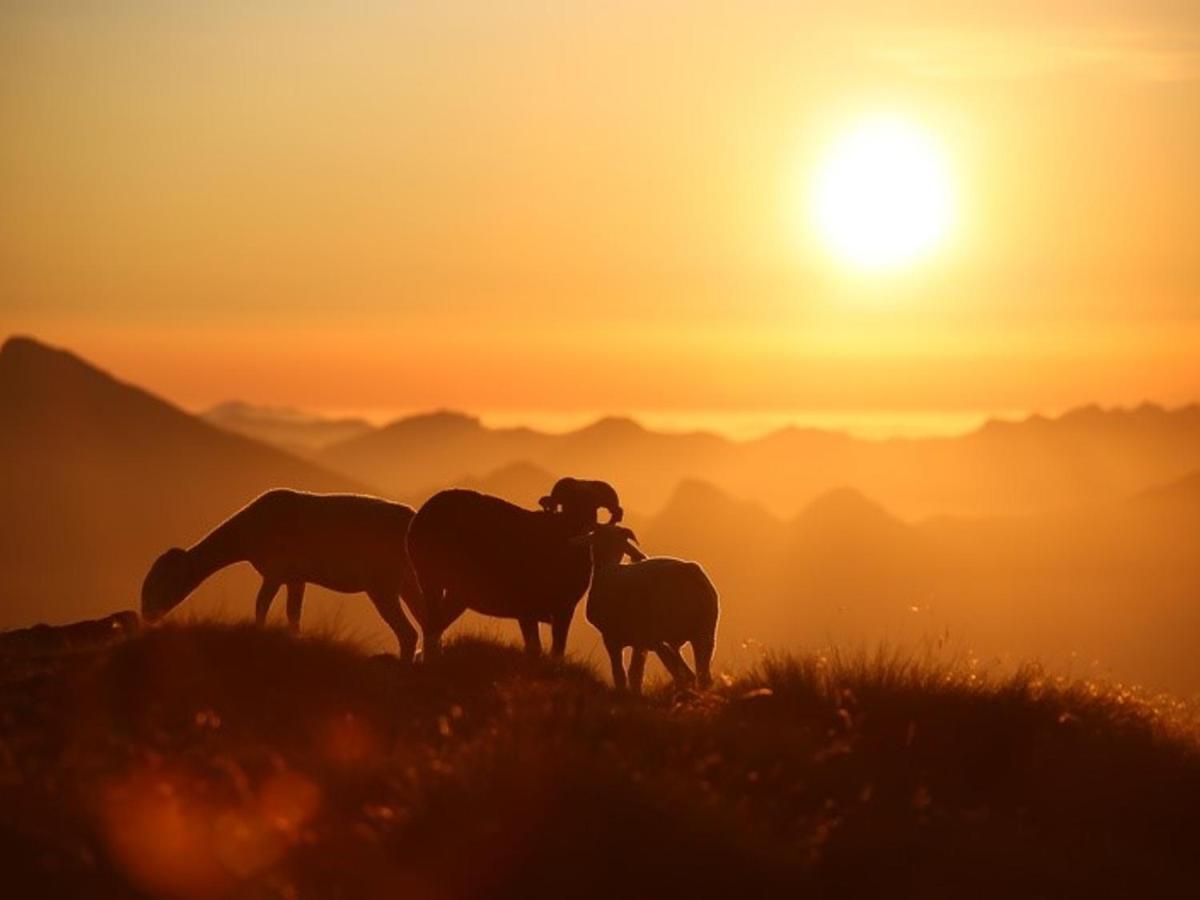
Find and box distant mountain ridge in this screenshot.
[319,400,1200,519]
[201,390,1200,519]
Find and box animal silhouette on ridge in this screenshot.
[141,489,424,660]
[406,477,622,658]
[580,522,719,693]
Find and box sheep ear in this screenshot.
[624,540,647,562]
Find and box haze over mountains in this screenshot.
[647,476,1200,695]
[205,394,1200,521]
[3,335,1199,695]
[202,401,373,455]
[253,400,1200,521]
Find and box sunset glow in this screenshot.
[2,2,1198,421]
[810,116,955,270]
[3,6,1200,894]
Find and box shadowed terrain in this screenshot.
[0,622,1196,898]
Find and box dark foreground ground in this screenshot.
[1,619,1198,899]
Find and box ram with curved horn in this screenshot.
[538,477,623,524]
[406,477,622,657]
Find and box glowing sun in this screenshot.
[810,116,955,270]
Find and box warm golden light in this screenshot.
[810,116,955,270]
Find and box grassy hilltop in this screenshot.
[1,621,1198,899]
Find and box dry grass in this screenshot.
[1,623,1197,898]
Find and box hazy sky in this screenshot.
[3,2,1198,427]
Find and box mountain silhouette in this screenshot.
[647,478,784,573]
[322,411,550,499]
[644,481,939,655]
[637,476,1200,693]
[319,402,1200,519]
[458,461,561,509]
[793,486,901,534]
[0,337,368,626]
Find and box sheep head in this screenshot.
[576,523,646,567]
[141,547,192,623]
[538,477,623,527]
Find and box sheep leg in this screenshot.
[420,588,445,660]
[368,590,419,663]
[397,555,427,619]
[549,609,573,657]
[254,578,282,626]
[285,582,305,632]
[628,648,648,696]
[518,618,543,657]
[423,624,444,660]
[691,635,715,689]
[603,637,628,692]
[655,642,696,688]
[423,589,467,661]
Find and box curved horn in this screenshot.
[547,477,580,507]
[589,480,623,523]
[549,478,622,523]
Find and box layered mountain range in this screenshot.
[3,336,1197,694]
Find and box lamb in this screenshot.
[141,489,424,661]
[581,524,719,694]
[406,477,622,658]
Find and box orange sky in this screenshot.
[2,2,1198,429]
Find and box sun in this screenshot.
[810,115,955,271]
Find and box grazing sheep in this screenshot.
[141,489,424,660]
[406,478,622,658]
[581,524,719,694]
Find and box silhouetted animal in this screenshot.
[581,524,719,693]
[406,478,622,657]
[141,489,423,660]
[536,476,623,519]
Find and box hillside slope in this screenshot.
[0,624,1196,899]
[0,337,370,626]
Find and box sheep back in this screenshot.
[234,490,417,593]
[407,489,592,621]
[586,558,719,647]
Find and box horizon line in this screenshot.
[197,401,1200,443]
